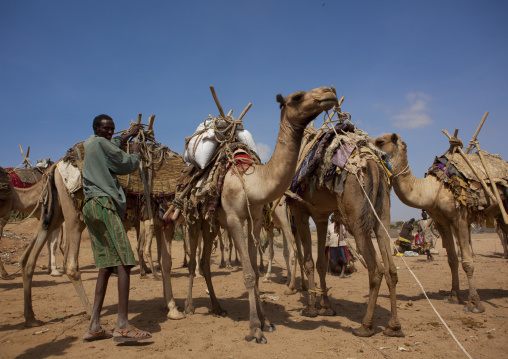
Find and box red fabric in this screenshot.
[5,168,34,189]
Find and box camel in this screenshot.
[20,164,184,327]
[288,130,403,337]
[0,167,63,279]
[372,133,508,313]
[261,196,306,295]
[182,86,337,343]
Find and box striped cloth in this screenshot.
[82,196,136,269]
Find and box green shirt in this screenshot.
[82,135,140,218]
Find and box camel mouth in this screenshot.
[318,96,337,110]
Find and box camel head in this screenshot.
[276,87,337,130]
[371,133,408,173]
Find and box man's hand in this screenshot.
[121,123,144,144]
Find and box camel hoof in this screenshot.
[195,273,204,279]
[262,324,276,333]
[226,264,233,269]
[284,288,297,296]
[139,274,149,280]
[352,326,375,337]
[444,295,460,304]
[153,276,162,282]
[50,271,63,277]
[318,307,336,316]
[25,318,45,328]
[383,327,405,337]
[168,309,185,320]
[212,309,228,317]
[219,263,226,269]
[245,329,267,344]
[1,274,12,280]
[184,307,195,315]
[300,307,318,318]
[262,277,272,283]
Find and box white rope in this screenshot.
[327,123,473,359]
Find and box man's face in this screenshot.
[94,119,115,140]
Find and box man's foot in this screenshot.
[82,328,113,343]
[113,326,152,342]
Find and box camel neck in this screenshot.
[392,161,444,210]
[248,117,304,204]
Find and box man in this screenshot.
[82,114,151,343]
[326,215,349,277]
[418,210,440,261]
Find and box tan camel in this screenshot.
[20,164,183,327]
[288,142,403,337]
[261,197,306,295]
[372,133,508,313]
[183,87,337,343]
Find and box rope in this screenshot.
[391,163,410,178]
[330,125,473,359]
[308,287,330,295]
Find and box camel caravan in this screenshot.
[1,85,508,344]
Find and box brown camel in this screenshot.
[20,164,183,327]
[372,133,508,313]
[0,166,63,279]
[183,87,337,343]
[288,132,403,337]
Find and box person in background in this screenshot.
[397,218,415,254]
[326,215,350,277]
[418,210,440,261]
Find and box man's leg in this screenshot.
[87,267,113,333]
[116,265,131,329]
[113,265,151,341]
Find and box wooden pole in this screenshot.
[466,112,489,154]
[237,103,252,123]
[473,141,508,223]
[210,86,225,117]
[442,129,497,205]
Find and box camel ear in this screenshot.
[391,133,398,143]
[276,94,285,108]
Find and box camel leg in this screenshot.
[281,225,297,295]
[0,218,10,279]
[293,229,307,291]
[451,215,484,313]
[315,220,335,316]
[225,211,268,343]
[21,227,55,327]
[373,216,404,337]
[218,228,226,268]
[184,221,200,314]
[349,227,384,337]
[292,207,318,317]
[196,232,204,278]
[160,222,184,320]
[262,225,274,283]
[143,218,160,281]
[495,221,508,259]
[137,220,148,278]
[47,227,62,277]
[434,221,461,305]
[201,220,226,316]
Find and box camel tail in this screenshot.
[41,165,57,230]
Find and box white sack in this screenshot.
[236,129,258,155]
[184,129,218,169]
[57,161,82,193]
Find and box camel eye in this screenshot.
[292,93,303,102]
[375,139,384,146]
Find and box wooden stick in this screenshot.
[237,103,252,123]
[163,168,206,220]
[210,86,225,117]
[466,112,489,154]
[148,114,155,131]
[227,109,233,116]
[473,141,508,224]
[442,129,497,205]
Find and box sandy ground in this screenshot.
[0,218,507,359]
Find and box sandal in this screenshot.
[113,326,152,342]
[82,328,113,343]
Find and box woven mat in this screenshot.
[446,151,508,186]
[0,167,12,200]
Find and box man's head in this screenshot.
[421,210,428,220]
[93,114,115,140]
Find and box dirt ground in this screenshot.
[0,218,507,359]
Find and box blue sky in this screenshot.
[1,0,507,221]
